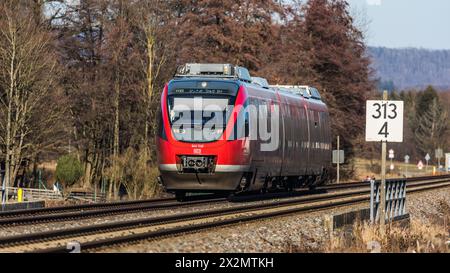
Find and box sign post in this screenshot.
[333,136,344,184]
[337,136,340,184]
[388,149,395,172]
[404,155,410,177]
[365,90,404,231]
[425,153,431,173]
[435,148,443,171]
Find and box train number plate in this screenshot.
[182,156,209,169]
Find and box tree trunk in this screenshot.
[83,149,91,188]
[114,78,120,158]
[3,30,16,203]
[111,77,120,199]
[144,34,154,154]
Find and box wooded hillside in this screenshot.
[369,47,450,91]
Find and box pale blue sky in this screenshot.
[347,0,450,49]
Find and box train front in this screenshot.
[156,64,251,200]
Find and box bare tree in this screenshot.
[0,3,60,201]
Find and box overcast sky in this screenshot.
[347,0,450,49]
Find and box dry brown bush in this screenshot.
[325,220,449,253]
[286,199,449,253]
[104,147,161,200]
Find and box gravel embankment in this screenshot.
[103,187,450,253]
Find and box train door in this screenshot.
[320,111,329,169]
[292,99,305,176]
[250,97,264,176]
[284,99,295,176]
[304,103,311,175]
[309,109,315,173]
[294,101,302,174]
[276,96,286,178]
[279,98,287,177]
[302,101,310,174]
[311,109,321,174]
[265,94,283,177]
[313,108,322,174]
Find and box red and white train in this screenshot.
[157,64,331,200]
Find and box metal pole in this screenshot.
[380,90,388,231]
[370,179,375,224]
[1,175,5,207]
[337,135,340,184]
[381,141,386,229]
[3,166,9,205]
[390,158,393,174]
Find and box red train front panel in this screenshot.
[157,79,251,193]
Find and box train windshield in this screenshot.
[167,95,235,142]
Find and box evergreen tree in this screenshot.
[303,0,374,156]
[413,86,448,156]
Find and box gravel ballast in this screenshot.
[103,187,450,253]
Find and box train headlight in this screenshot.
[223,64,229,75]
[196,160,204,168]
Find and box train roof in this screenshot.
[270,85,322,101]
[171,63,323,101]
[174,63,252,83]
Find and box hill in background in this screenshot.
[368,47,450,91]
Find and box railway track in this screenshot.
[0,194,219,219]
[0,175,448,253]
[0,175,447,226]
[0,196,225,226]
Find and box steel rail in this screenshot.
[2,174,447,219]
[0,197,225,226]
[3,175,447,219]
[58,180,450,253]
[0,194,222,218]
[0,175,448,226]
[0,178,448,253]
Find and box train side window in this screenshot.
[157,108,167,140]
[305,88,312,97]
[310,88,321,100]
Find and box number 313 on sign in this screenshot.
[365,100,404,142]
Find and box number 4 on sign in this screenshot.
[365,100,404,143]
[379,122,389,138]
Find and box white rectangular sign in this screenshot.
[332,150,344,164]
[365,100,404,142]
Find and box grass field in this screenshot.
[351,157,446,182]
